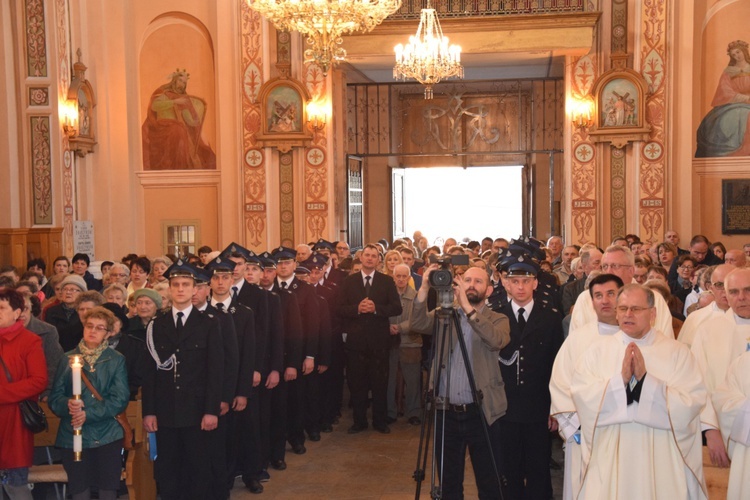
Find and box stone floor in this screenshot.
[228,413,564,500]
[30,412,564,499]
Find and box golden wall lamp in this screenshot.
[62,50,97,157]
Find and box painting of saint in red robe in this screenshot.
[142,70,216,170]
[696,40,750,158]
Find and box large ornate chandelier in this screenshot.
[393,1,463,99]
[248,0,402,75]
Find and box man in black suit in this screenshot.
[142,261,224,500]
[192,265,239,500]
[219,243,272,494]
[312,238,348,286]
[301,254,335,435]
[272,246,320,451]
[204,258,259,495]
[259,252,302,472]
[338,243,402,434]
[498,256,564,500]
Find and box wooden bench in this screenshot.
[30,400,156,500]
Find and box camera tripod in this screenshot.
[412,301,504,500]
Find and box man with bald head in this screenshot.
[410,264,510,499]
[442,238,457,254]
[547,236,564,266]
[560,246,602,314]
[295,244,312,263]
[569,245,673,337]
[678,264,734,347]
[691,267,750,468]
[724,249,747,268]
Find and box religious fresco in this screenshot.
[142,69,216,170]
[600,78,638,127]
[696,40,750,158]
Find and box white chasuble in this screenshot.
[712,352,750,500]
[571,331,707,500]
[569,290,674,339]
[690,309,750,429]
[550,320,617,500]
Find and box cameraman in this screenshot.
[411,265,510,499]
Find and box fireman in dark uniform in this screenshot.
[142,260,224,500]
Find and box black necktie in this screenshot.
[364,275,372,296]
[216,303,224,312]
[231,286,238,301]
[281,281,288,290]
[517,307,526,332]
[176,311,184,335]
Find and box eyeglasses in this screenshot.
[712,282,724,289]
[84,323,109,333]
[62,286,81,293]
[601,263,632,271]
[109,273,127,278]
[679,265,695,272]
[616,305,652,314]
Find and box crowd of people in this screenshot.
[1,229,750,499]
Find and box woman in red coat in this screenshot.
[0,289,48,499]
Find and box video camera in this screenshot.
[429,254,470,310]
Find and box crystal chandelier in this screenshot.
[248,0,402,75]
[393,0,463,99]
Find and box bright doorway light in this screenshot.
[398,166,523,244]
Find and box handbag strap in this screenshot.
[0,354,12,383]
[80,370,104,402]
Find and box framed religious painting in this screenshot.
[255,77,313,152]
[588,66,651,148]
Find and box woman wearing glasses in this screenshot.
[49,307,129,500]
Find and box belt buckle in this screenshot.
[453,403,468,413]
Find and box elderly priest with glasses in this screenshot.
[569,283,707,499]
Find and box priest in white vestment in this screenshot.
[550,273,624,500]
[678,264,734,347]
[691,267,750,467]
[571,284,707,499]
[713,352,750,500]
[569,245,674,338]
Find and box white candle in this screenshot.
[71,355,82,396]
[73,430,82,456]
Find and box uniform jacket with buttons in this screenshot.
[142,309,224,427]
[498,302,563,423]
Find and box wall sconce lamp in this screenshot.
[571,96,594,130]
[61,99,79,137]
[307,100,328,131]
[61,49,97,157]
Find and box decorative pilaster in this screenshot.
[240,2,267,249]
[53,0,73,253]
[30,117,52,224]
[638,0,667,243]
[276,31,295,247]
[609,0,627,237]
[569,53,598,245]
[303,63,328,243]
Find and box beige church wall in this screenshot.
[63,0,246,259]
[139,17,217,167]
[0,1,22,229]
[689,0,750,248]
[142,185,218,257]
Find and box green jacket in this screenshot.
[49,347,129,449]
